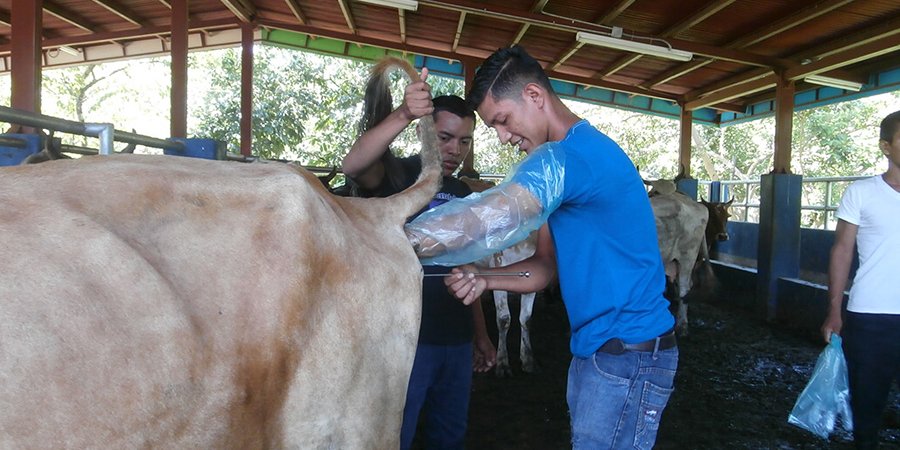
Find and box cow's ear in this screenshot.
[700,196,707,204]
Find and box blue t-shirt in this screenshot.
[511,120,674,357]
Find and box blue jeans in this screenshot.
[843,312,900,450]
[400,342,473,450]
[567,345,678,449]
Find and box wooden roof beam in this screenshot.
[786,32,900,81]
[640,0,851,91]
[420,0,774,66]
[284,0,308,25]
[608,0,736,77]
[683,13,900,102]
[452,11,466,51]
[728,0,853,49]
[663,0,736,38]
[220,0,256,23]
[157,0,171,7]
[337,0,356,34]
[683,76,775,110]
[90,0,146,27]
[0,10,10,27]
[43,1,95,33]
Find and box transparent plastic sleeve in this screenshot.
[787,333,853,439]
[405,142,565,266]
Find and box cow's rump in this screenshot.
[0,154,431,448]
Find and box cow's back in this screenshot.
[0,155,426,448]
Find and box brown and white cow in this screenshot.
[0,57,436,449]
[486,232,539,377]
[701,197,734,249]
[651,192,713,336]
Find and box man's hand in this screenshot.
[444,264,486,305]
[473,333,497,373]
[399,68,433,122]
[821,308,843,343]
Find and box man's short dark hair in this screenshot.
[880,110,900,142]
[466,45,554,112]
[433,95,475,121]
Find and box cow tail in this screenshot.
[370,57,441,220]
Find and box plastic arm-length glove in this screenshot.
[405,142,565,266]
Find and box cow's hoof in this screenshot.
[494,365,513,378]
[522,362,541,374]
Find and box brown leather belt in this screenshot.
[598,329,677,355]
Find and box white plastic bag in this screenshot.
[787,333,853,439]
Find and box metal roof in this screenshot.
[0,0,898,124]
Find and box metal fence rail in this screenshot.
[705,175,873,230]
[0,105,184,154]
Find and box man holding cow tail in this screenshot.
[404,45,678,449]
[342,65,497,449]
[821,110,900,450]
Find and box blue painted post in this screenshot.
[0,133,41,166]
[164,138,225,160]
[756,173,802,321]
[708,181,722,202]
[676,178,699,200]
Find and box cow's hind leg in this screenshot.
[519,292,538,373]
[493,290,512,377]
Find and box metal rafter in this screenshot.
[510,0,548,45]
[548,41,583,72]
[452,11,466,51]
[43,1,94,33]
[157,0,171,7]
[220,0,256,23]
[284,0,308,25]
[91,0,145,27]
[399,9,406,43]
[600,53,642,77]
[592,0,636,25]
[337,0,356,34]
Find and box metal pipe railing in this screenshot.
[0,105,184,154]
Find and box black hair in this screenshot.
[466,45,554,112]
[880,110,900,142]
[433,95,475,120]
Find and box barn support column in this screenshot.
[9,0,42,131]
[676,107,698,198]
[170,0,189,138]
[240,23,254,157]
[459,58,477,178]
[755,75,800,321]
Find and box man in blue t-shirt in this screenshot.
[342,68,496,449]
[405,45,678,449]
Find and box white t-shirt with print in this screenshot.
[836,175,900,314]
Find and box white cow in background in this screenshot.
[487,232,540,377]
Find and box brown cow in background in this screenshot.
[0,57,435,449]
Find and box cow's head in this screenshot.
[700,198,733,244]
